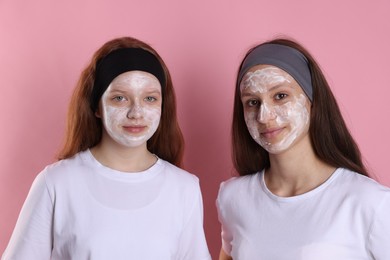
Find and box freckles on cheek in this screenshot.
[143,107,161,130]
[104,106,127,126]
[144,106,161,119]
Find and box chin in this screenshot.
[261,142,291,154]
[265,148,287,155]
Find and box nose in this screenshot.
[257,103,276,123]
[126,102,144,119]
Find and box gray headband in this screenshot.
[238,43,313,101]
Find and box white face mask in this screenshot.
[100,71,162,148]
[240,66,310,154]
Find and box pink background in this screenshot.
[1,0,389,258]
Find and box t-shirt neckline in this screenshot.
[259,168,341,202]
[80,149,163,183]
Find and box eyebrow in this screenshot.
[241,92,255,98]
[241,84,287,97]
[144,90,162,95]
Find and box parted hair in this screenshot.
[58,37,184,167]
[232,38,368,177]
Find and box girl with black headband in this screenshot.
[217,38,390,260]
[3,37,211,260]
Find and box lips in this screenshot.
[260,127,284,139]
[123,125,147,134]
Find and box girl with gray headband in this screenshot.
[217,38,390,260]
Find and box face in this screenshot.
[98,71,162,148]
[240,65,310,154]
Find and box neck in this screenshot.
[91,138,157,173]
[265,137,336,197]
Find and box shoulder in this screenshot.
[158,159,202,198]
[334,168,390,208]
[159,159,200,186]
[219,173,260,197]
[217,173,261,207]
[40,151,89,186]
[158,160,203,211]
[336,168,390,197]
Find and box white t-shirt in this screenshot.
[3,150,211,260]
[217,168,390,260]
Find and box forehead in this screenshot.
[109,70,161,91]
[245,64,292,78]
[240,64,305,94]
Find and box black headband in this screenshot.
[91,48,166,111]
[238,43,313,101]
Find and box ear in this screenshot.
[95,108,102,118]
[94,99,105,118]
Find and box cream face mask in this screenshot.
[240,66,310,154]
[100,71,162,148]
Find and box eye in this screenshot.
[246,99,260,107]
[113,96,127,102]
[144,96,157,102]
[275,93,288,100]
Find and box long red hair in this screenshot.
[58,37,184,166]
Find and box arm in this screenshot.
[2,171,54,260]
[216,182,234,259]
[219,248,233,260]
[368,192,390,260]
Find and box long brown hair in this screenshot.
[232,38,369,176]
[58,37,184,166]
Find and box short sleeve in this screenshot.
[367,192,390,260]
[2,170,54,260]
[176,183,211,260]
[216,181,233,256]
